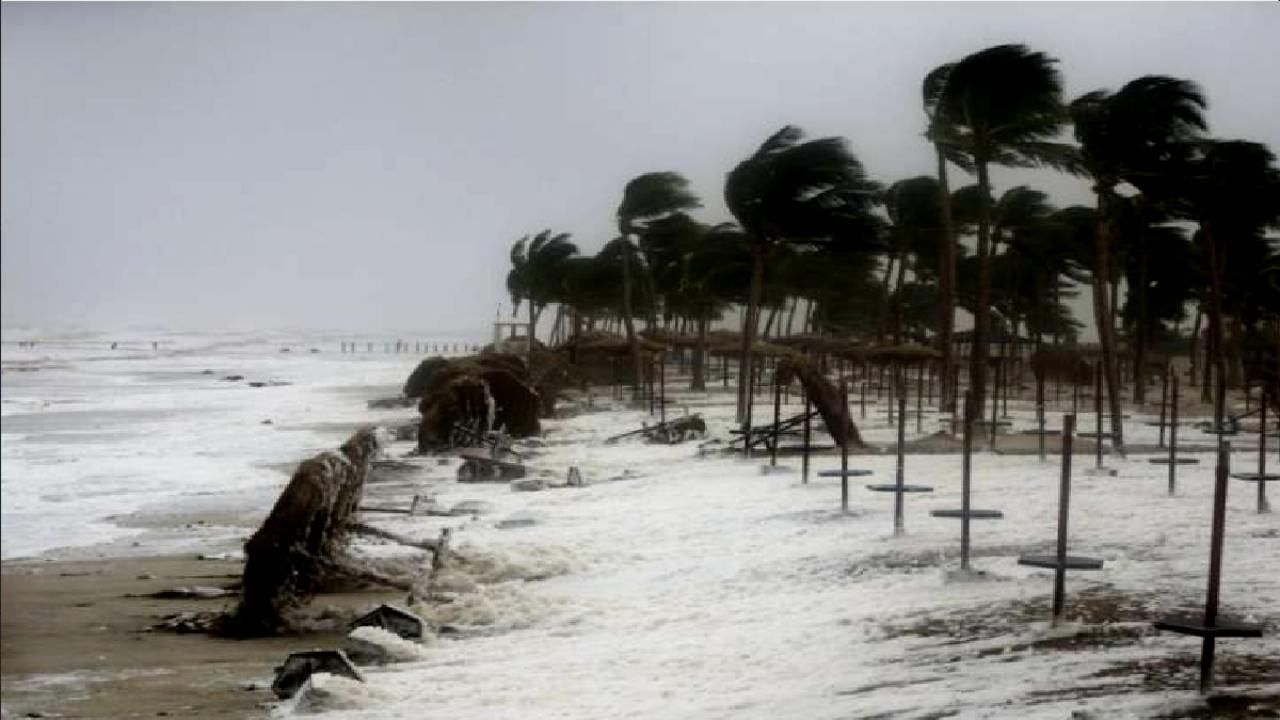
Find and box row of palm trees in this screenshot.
[506,43,1280,439]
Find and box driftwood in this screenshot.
[223,428,385,637]
[775,357,866,449]
[604,414,706,445]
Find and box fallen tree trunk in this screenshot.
[221,428,383,637]
[775,357,866,449]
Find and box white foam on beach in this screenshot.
[280,384,1279,720]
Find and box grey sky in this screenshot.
[3,2,1278,336]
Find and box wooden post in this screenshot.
[860,380,867,419]
[989,359,1000,450]
[801,387,811,485]
[659,356,667,427]
[1201,443,1231,694]
[1037,371,1047,462]
[1052,414,1077,624]
[1258,390,1269,514]
[1158,365,1170,448]
[1094,362,1104,471]
[841,379,850,512]
[895,369,907,536]
[915,362,924,435]
[1169,373,1180,496]
[770,372,781,468]
[961,391,973,571]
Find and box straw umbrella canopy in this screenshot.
[557,331,668,357]
[865,343,943,365]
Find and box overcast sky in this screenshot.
[3,2,1278,336]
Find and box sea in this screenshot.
[0,328,478,560]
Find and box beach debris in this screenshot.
[456,447,527,481]
[351,603,426,640]
[223,428,414,637]
[145,585,235,600]
[604,414,706,445]
[496,511,541,529]
[449,500,494,516]
[414,353,545,452]
[271,650,364,700]
[222,375,245,381]
[566,466,585,487]
[511,477,547,492]
[344,625,429,665]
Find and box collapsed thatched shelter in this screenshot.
[775,356,866,449]
[416,352,542,451]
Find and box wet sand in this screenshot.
[0,554,396,719]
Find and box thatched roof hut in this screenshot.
[865,344,942,364]
[703,330,797,358]
[556,331,667,356]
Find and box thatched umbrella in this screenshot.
[865,343,942,364]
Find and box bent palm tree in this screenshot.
[931,44,1078,424]
[1071,75,1207,453]
[725,125,882,424]
[507,230,579,351]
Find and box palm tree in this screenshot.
[725,125,882,423]
[1178,140,1280,430]
[931,44,1077,424]
[881,176,943,343]
[923,62,970,413]
[1071,75,1208,450]
[616,173,701,402]
[506,230,579,351]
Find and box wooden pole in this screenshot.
[841,379,850,512]
[1095,362,1104,471]
[1158,365,1170,448]
[1258,390,1269,514]
[1200,442,1231,694]
[770,372,781,468]
[1037,371,1047,462]
[961,391,973,571]
[916,362,924,435]
[801,387,811,485]
[895,369,907,536]
[1169,373,1180,496]
[1052,413,1077,624]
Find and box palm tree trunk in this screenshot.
[934,144,957,414]
[876,251,898,343]
[892,251,909,344]
[785,296,799,337]
[1091,196,1127,456]
[1188,304,1202,386]
[737,245,766,423]
[1134,230,1149,404]
[1203,229,1229,431]
[967,160,995,424]
[762,304,780,339]
[691,312,708,391]
[528,301,538,357]
[620,245,644,402]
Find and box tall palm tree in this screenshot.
[616,172,702,401]
[1071,75,1208,451]
[506,230,579,350]
[725,125,882,423]
[881,176,943,343]
[923,62,971,413]
[1178,140,1280,430]
[931,44,1078,424]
